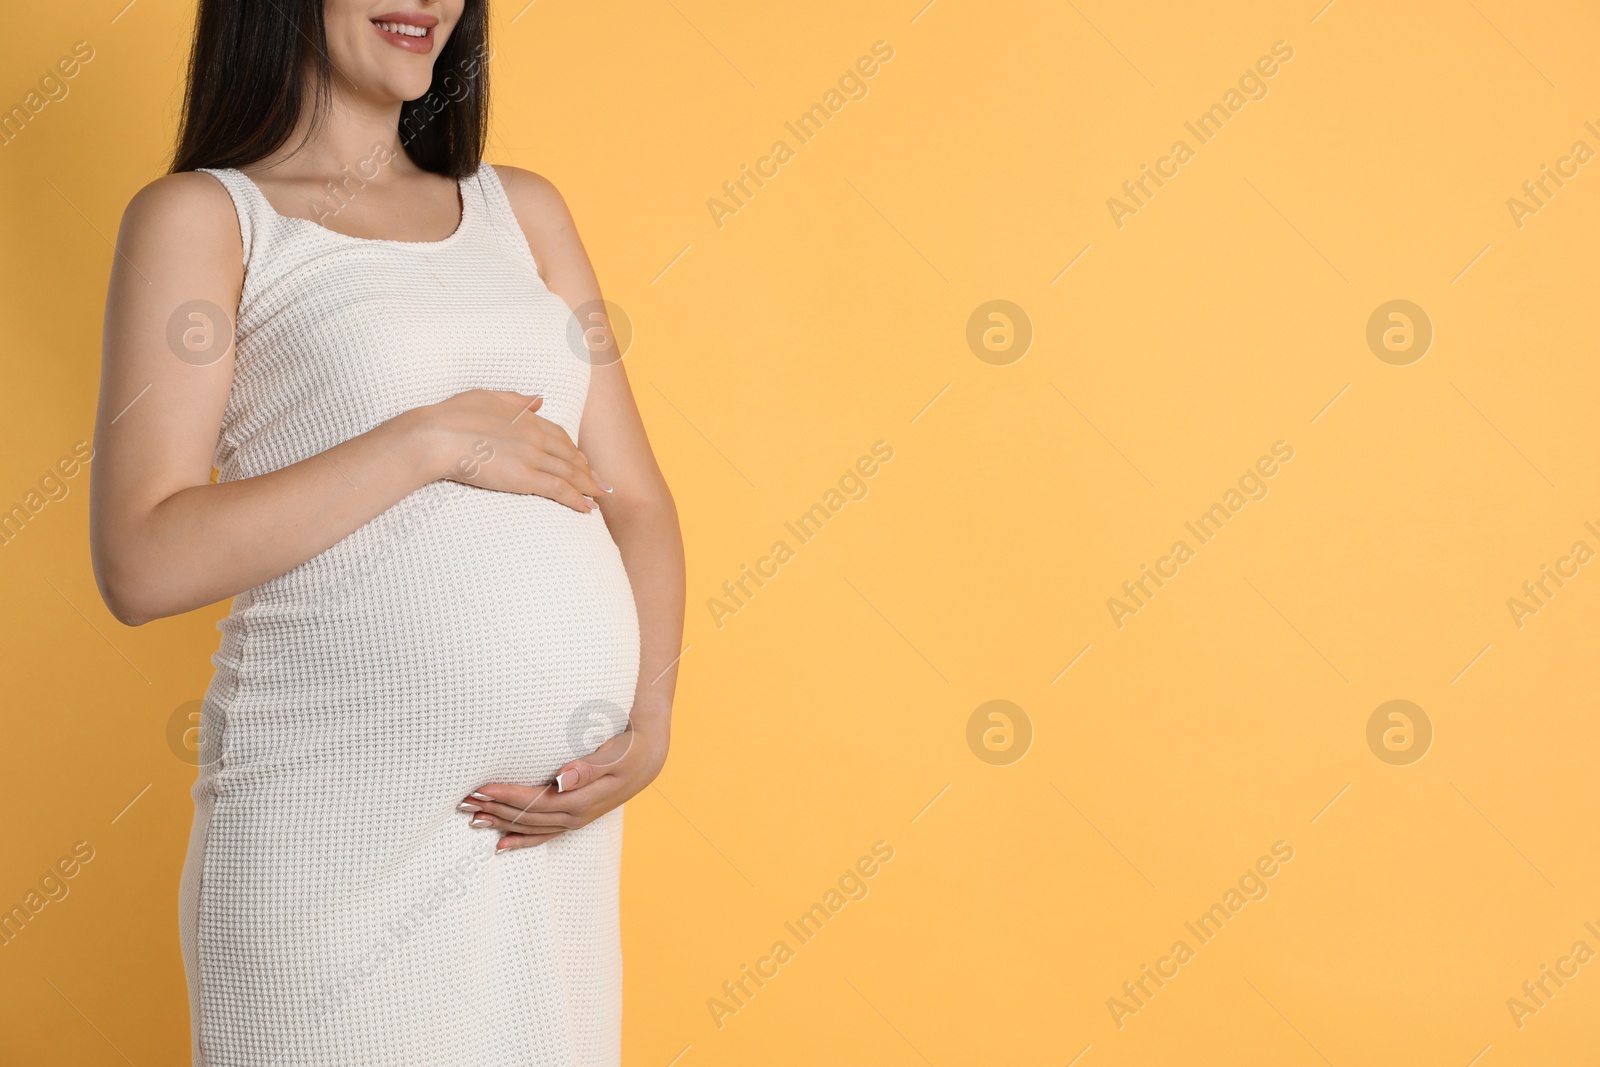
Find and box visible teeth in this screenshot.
[377,21,427,37]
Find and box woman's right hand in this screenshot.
[416,389,610,512]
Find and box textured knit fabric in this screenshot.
[180,163,641,1067]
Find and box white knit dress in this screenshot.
[180,163,641,1067]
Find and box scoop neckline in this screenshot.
[229,166,471,248]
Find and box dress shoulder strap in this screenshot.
[196,167,274,266]
[467,162,543,274]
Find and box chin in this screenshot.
[389,71,442,103]
[340,64,443,108]
[325,2,464,102]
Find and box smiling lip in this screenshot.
[370,11,439,54]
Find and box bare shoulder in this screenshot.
[119,171,242,269]
[491,164,579,243]
[490,164,594,281]
[492,165,570,220]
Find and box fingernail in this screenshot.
[555,771,570,793]
[598,480,614,493]
[457,802,481,812]
[471,815,493,828]
[470,792,494,802]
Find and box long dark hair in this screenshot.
[170,0,488,178]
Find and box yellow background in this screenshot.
[3,0,1598,1064]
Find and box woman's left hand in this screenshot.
[459,725,668,853]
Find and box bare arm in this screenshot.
[499,166,686,749]
[90,173,434,626]
[90,173,603,627]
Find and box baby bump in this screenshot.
[203,484,640,797]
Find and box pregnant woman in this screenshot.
[88,1,684,1063]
